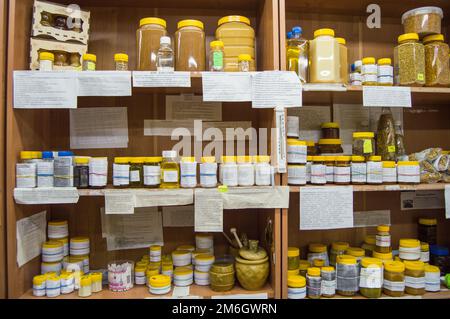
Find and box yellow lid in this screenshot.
[143,157,162,163]
[80,275,92,286]
[424,265,440,273]
[256,155,270,163]
[181,157,196,163]
[307,267,321,276]
[150,274,171,287]
[323,156,336,162]
[321,122,339,129]
[75,157,89,164]
[83,53,97,62]
[201,156,216,163]
[146,267,160,276]
[378,58,392,65]
[32,151,42,159]
[287,275,306,288]
[362,57,376,65]
[353,132,374,139]
[337,255,357,265]
[139,17,167,28]
[42,241,63,249]
[177,19,204,30]
[114,157,129,164]
[195,254,214,262]
[372,251,393,260]
[135,265,146,273]
[57,237,68,244]
[397,161,419,166]
[309,243,327,253]
[221,156,236,163]
[423,34,444,44]
[335,156,351,161]
[314,28,335,38]
[368,155,381,162]
[288,268,299,276]
[70,237,89,243]
[20,151,33,160]
[288,247,300,257]
[384,261,405,273]
[346,247,365,257]
[90,272,102,283]
[383,161,396,168]
[44,272,58,279]
[33,275,47,285]
[39,52,55,61]
[318,138,342,145]
[46,274,60,282]
[313,259,325,267]
[404,260,425,271]
[172,250,191,256]
[398,33,419,43]
[361,257,383,268]
[218,15,250,26]
[421,242,429,251]
[312,156,326,162]
[399,238,420,248]
[162,263,173,271]
[177,245,195,251]
[332,242,349,251]
[352,155,365,162]
[299,260,310,270]
[238,54,252,61]
[149,245,161,251]
[321,266,335,272]
[236,155,253,163]
[377,224,390,232]
[130,157,144,164]
[336,37,346,45]
[418,218,437,226]
[307,156,313,161]
[174,267,193,276]
[114,53,129,62]
[306,141,315,147]
[210,40,224,48]
[48,220,68,226]
[287,139,306,146]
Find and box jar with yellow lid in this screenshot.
[321,266,336,297]
[394,33,425,86]
[362,235,376,256]
[313,259,325,268]
[418,218,437,245]
[82,54,96,71]
[209,40,224,72]
[160,151,180,189]
[39,51,54,71]
[375,224,391,253]
[361,57,378,85]
[220,156,238,186]
[129,157,144,187]
[321,122,340,139]
[137,17,167,71]
[399,239,421,261]
[114,53,128,71]
[330,242,349,266]
[367,155,383,184]
[352,132,375,157]
[310,28,340,83]
[336,38,348,84]
[113,157,130,187]
[397,161,420,184]
[377,58,394,86]
[404,260,426,295]
[78,275,92,297]
[90,272,103,293]
[238,54,252,72]
[345,247,365,265]
[306,267,322,299]
[237,156,255,186]
[180,157,197,188]
[288,268,300,277]
[175,19,206,71]
[288,164,306,185]
[423,34,449,87]
[288,247,300,270]
[74,157,89,189]
[33,275,47,297]
[299,260,310,277]
[307,243,329,266]
[383,261,405,297]
[372,250,393,263]
[351,156,367,184]
[359,257,383,298]
[255,156,271,186]
[334,156,351,185]
[382,161,397,184]
[319,139,343,155]
[200,157,218,188]
[324,156,336,183]
[143,157,162,188]
[149,274,172,295]
[135,266,147,285]
[424,264,441,292]
[311,156,326,185]
[287,139,307,164]
[336,255,359,296]
[420,242,430,263]
[288,275,307,299]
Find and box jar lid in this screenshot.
[404,260,425,271]
[90,272,102,282]
[236,155,253,163]
[162,264,173,271]
[318,138,342,145]
[384,260,405,272]
[352,132,374,138]
[33,275,47,285]
[337,254,357,265]
[145,157,162,163]
[20,151,33,159]
[288,247,300,257]
[322,266,335,272]
[174,267,193,276]
[307,156,313,161]
[401,7,444,24]
[256,155,270,163]
[287,139,306,146]
[130,157,144,164]
[362,57,376,65]
[135,265,146,272]
[377,224,390,232]
[201,156,216,163]
[306,141,315,147]
[308,243,327,253]
[399,238,420,248]
[361,257,383,268]
[221,156,236,163]
[312,259,325,267]
[397,161,419,166]
[346,247,365,257]
[210,40,224,48]
[418,218,437,226]
[299,259,310,270]
[352,155,365,162]
[46,275,60,282]
[331,242,349,251]
[70,236,89,243]
[177,245,195,251]
[48,220,68,226]
[42,241,63,249]
[238,54,252,61]
[177,19,204,30]
[287,275,306,288]
[218,15,251,26]
[58,151,74,157]
[150,274,171,287]
[421,242,429,251]
[39,52,55,61]
[424,265,440,273]
[33,151,42,159]
[80,275,92,286]
[372,250,393,260]
[195,254,215,262]
[114,53,129,62]
[323,156,336,162]
[181,157,196,163]
[336,37,346,45]
[114,157,129,164]
[312,156,326,162]
[75,157,89,164]
[307,267,321,277]
[149,245,161,251]
[83,53,97,62]
[57,237,68,244]
[382,161,396,168]
[364,235,376,245]
[287,268,299,276]
[398,33,419,43]
[378,58,391,65]
[172,250,190,257]
[314,28,335,38]
[335,156,351,161]
[139,17,167,28]
[321,122,339,129]
[368,155,381,162]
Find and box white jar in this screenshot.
[79,275,92,297]
[382,161,397,183]
[143,157,161,187]
[54,155,74,187]
[194,270,210,286]
[425,266,441,292]
[399,239,421,261]
[377,58,394,85]
[397,161,420,184]
[194,254,214,272]
[37,152,54,187]
[367,156,383,184]
[288,286,307,299]
[172,250,192,267]
[46,275,61,298]
[135,266,147,285]
[42,241,64,263]
[361,57,377,75]
[200,157,217,188]
[149,245,162,263]
[180,157,197,188]
[349,72,362,82]
[351,157,367,184]
[334,156,351,184]
[89,157,108,187]
[221,156,238,187]
[324,157,335,183]
[195,234,214,251]
[39,52,54,71]
[287,139,307,164]
[16,163,37,188]
[311,157,326,185]
[288,165,306,185]
[33,275,46,297]
[70,237,90,256]
[255,156,272,186]
[60,272,75,294]
[173,268,193,287]
[237,156,255,186]
[287,116,300,138]
[48,220,69,239]
[113,158,130,187]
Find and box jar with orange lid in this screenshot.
[404,260,426,295]
[367,155,383,184]
[359,257,383,298]
[352,132,375,157]
[345,247,365,266]
[330,242,349,266]
[310,28,340,83]
[336,255,359,296]
[311,156,326,185]
[175,19,206,71]
[334,156,351,185]
[399,239,421,261]
[375,225,391,253]
[324,156,335,183]
[361,235,376,257]
[306,267,322,299]
[351,156,367,184]
[136,17,167,70]
[321,266,336,297]
[321,122,340,139]
[418,218,437,245]
[307,243,329,266]
[382,161,397,184]
[383,261,405,297]
[319,139,343,155]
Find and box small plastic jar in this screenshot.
[359,257,383,298]
[401,7,443,37]
[361,57,378,85]
[430,246,449,275]
[383,261,405,297]
[114,53,129,71]
[318,139,343,155]
[287,275,306,299]
[33,275,47,297]
[382,161,397,184]
[377,58,394,86]
[82,53,97,71]
[237,156,255,186]
[375,225,391,253]
[306,141,317,156]
[423,34,450,87]
[321,122,340,139]
[404,260,426,295]
[299,260,310,277]
[46,275,61,298]
[220,156,238,186]
[330,242,349,266]
[135,266,146,285]
[173,267,194,287]
[397,161,420,184]
[39,52,54,71]
[74,157,89,189]
[361,235,376,257]
[352,132,375,157]
[311,156,326,185]
[373,251,393,264]
[90,272,103,293]
[321,266,336,298]
[425,265,441,292]
[367,155,383,184]
[209,40,224,71]
[180,157,197,188]
[313,259,325,268]
[255,156,271,186]
[149,245,162,263]
[336,255,359,296]
[308,243,329,266]
[306,267,322,299]
[288,247,300,270]
[418,218,437,245]
[334,156,351,185]
[130,157,144,187]
[172,250,192,267]
[399,238,421,261]
[200,157,217,188]
[324,156,335,183]
[351,156,367,184]
[288,269,299,277]
[287,139,307,164]
[420,242,430,263]
[78,275,92,297]
[238,54,251,72]
[149,275,171,295]
[345,247,365,266]
[113,157,130,187]
[306,156,313,183]
[143,157,162,188]
[287,164,306,185]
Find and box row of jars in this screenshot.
[40,11,83,32]
[38,51,127,71]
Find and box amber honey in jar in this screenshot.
[306,141,317,156]
[359,257,383,298]
[318,139,343,155]
[375,225,391,253]
[361,235,376,257]
[383,261,405,297]
[175,19,206,71]
[136,17,167,71]
[418,218,437,245]
[404,260,426,295]
[321,122,340,139]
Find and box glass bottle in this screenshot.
[288,26,309,83]
[40,11,53,27]
[156,36,174,72]
[209,40,224,71]
[376,107,396,161]
[160,151,180,189]
[394,120,407,160]
[238,54,251,72]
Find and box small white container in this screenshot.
[39,52,54,71]
[194,270,210,286]
[351,157,367,184]
[108,260,134,292]
[41,262,62,275]
[46,275,61,298]
[42,241,64,263]
[397,161,420,184]
[70,237,90,256]
[79,275,92,297]
[221,156,238,186]
[90,272,103,293]
[89,157,108,187]
[334,156,351,184]
[288,286,307,299]
[180,157,197,188]
[149,245,162,262]
[382,161,397,183]
[16,163,37,188]
[324,157,335,183]
[33,275,46,297]
[287,139,307,164]
[200,157,217,188]
[237,156,255,186]
[367,156,383,184]
[60,272,75,294]
[287,116,300,138]
[255,156,272,186]
[425,266,441,292]
[288,165,306,185]
[311,157,326,185]
[399,239,421,261]
[173,268,193,287]
[48,220,69,239]
[149,275,172,295]
[172,250,192,267]
[135,266,147,285]
[194,254,215,272]
[195,234,214,250]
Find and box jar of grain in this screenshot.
[136,17,167,71]
[114,53,129,71]
[423,34,450,87]
[401,7,443,38]
[175,19,206,71]
[394,33,425,86]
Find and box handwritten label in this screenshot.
[363,86,411,107]
[132,71,191,87]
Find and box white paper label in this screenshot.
[362,64,377,75]
[200,163,218,187]
[162,206,195,227]
[363,86,411,107]
[104,190,134,215]
[360,267,382,288]
[202,72,252,102]
[195,189,223,232]
[77,71,132,96]
[16,163,37,188]
[287,145,307,164]
[132,71,191,87]
[252,71,302,108]
[166,95,222,121]
[16,211,47,267]
[334,166,350,183]
[14,187,79,204]
[238,165,255,186]
[398,165,420,183]
[353,210,391,227]
[383,167,397,183]
[376,234,391,247]
[367,161,383,184]
[164,170,178,183]
[405,276,425,289]
[321,280,336,295]
[37,162,54,188]
[130,170,140,182]
[144,166,160,186]
[311,164,326,184]
[113,164,130,186]
[383,279,405,292]
[378,65,393,77]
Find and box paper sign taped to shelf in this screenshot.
[363,86,411,107]
[211,293,268,299]
[132,71,191,87]
[16,211,47,267]
[162,205,195,227]
[252,71,302,108]
[222,186,290,209]
[171,286,190,298]
[14,187,79,204]
[400,190,444,211]
[445,185,450,219]
[195,189,223,232]
[166,95,222,121]
[77,71,132,96]
[353,210,390,227]
[70,107,129,149]
[134,189,194,208]
[104,190,135,214]
[202,72,252,102]
[14,71,77,108]
[300,186,353,230]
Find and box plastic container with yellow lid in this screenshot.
[321,122,340,139]
[175,19,205,71]
[336,38,348,84]
[318,139,343,155]
[375,224,391,253]
[423,34,449,87]
[336,255,359,296]
[424,264,441,292]
[200,157,218,188]
[136,17,167,70]
[306,267,321,299]
[308,243,329,266]
[129,157,144,188]
[82,53,96,71]
[310,28,340,83]
[149,274,172,295]
[397,161,420,184]
[382,161,397,184]
[377,58,394,86]
[287,139,307,164]
[359,257,383,298]
[113,157,130,188]
[367,155,383,184]
[345,247,365,264]
[143,157,162,188]
[299,259,310,277]
[383,260,406,297]
[418,218,437,245]
[321,266,336,297]
[39,51,54,71]
[404,260,426,295]
[361,235,376,256]
[288,268,300,277]
[220,156,238,187]
[209,40,224,72]
[287,275,306,299]
[361,57,378,85]
[311,156,327,185]
[288,247,300,270]
[330,242,349,266]
[399,238,421,261]
[334,156,351,185]
[394,32,425,86]
[352,132,375,157]
[33,275,47,297]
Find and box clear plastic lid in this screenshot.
[401,6,444,23]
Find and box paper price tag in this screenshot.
[252,71,302,108]
[363,86,412,107]
[132,71,191,87]
[202,72,252,102]
[77,71,132,96]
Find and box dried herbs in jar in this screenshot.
[376,108,396,161]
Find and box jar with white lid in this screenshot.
[377,58,394,86]
[362,57,378,85]
[367,156,383,184]
[149,274,172,294]
[200,157,217,188]
[237,156,255,186]
[46,275,61,298]
[311,156,326,185]
[351,156,367,184]
[288,164,306,185]
[287,139,307,164]
[397,161,420,184]
[39,52,54,71]
[255,156,272,186]
[221,156,238,186]
[33,275,46,297]
[180,157,197,188]
[382,161,397,184]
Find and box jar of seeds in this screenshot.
[423,34,450,87]
[394,33,425,86]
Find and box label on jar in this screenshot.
[180,162,197,187]
[212,51,224,69]
[238,165,255,186]
[405,276,425,289]
[359,267,382,288]
[325,165,334,183]
[113,164,129,186]
[382,167,397,183]
[351,162,367,184]
[398,165,420,183]
[367,161,382,184]
[37,161,54,187]
[16,163,37,188]
[222,165,238,186]
[425,272,441,292]
[376,234,391,247]
[334,166,350,183]
[287,144,307,164]
[420,251,429,263]
[39,60,53,71]
[378,65,393,77]
[200,163,217,187]
[163,170,178,183]
[85,61,96,71]
[362,74,378,84]
[378,76,394,85]
[287,287,306,299]
[362,64,377,75]
[383,279,405,292]
[144,165,160,186]
[350,72,362,81]
[311,164,326,184]
[363,139,373,154]
[89,159,108,187]
[130,170,140,182]
[288,165,306,185]
[255,164,271,186]
[321,279,336,296]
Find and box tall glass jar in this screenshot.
[160,151,180,189]
[309,28,340,83]
[336,255,359,296]
[175,19,206,71]
[404,261,426,295]
[423,34,450,87]
[136,17,167,71]
[209,41,224,71]
[375,224,391,253]
[383,261,405,297]
[394,33,425,86]
[359,257,383,298]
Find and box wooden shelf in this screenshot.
[289,183,447,193]
[319,288,450,300]
[20,282,274,299]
